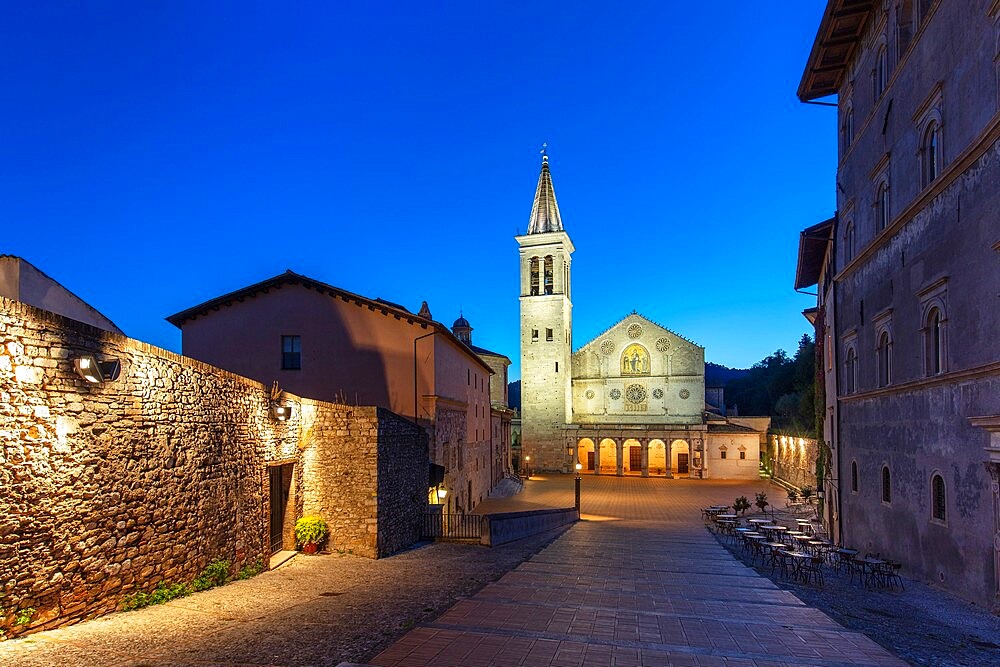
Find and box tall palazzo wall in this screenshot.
[0,296,426,636]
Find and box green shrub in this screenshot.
[13,607,34,627]
[733,496,751,515]
[192,559,230,591]
[121,581,191,611]
[787,488,799,501]
[237,559,264,580]
[801,485,814,500]
[295,516,329,547]
[754,491,769,514]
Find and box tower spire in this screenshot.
[527,147,563,234]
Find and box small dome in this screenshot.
[453,315,471,329]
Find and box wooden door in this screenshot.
[629,446,642,471]
[269,465,290,555]
[678,453,689,474]
[587,451,595,470]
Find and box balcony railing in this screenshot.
[421,512,483,540]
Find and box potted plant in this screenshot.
[294,516,329,554]
[801,486,814,503]
[733,496,751,515]
[787,488,799,503]
[754,491,769,516]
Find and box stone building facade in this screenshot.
[168,272,507,515]
[0,295,427,637]
[798,0,1000,609]
[517,157,768,479]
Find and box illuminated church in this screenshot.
[516,156,768,478]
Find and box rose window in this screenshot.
[600,340,615,355]
[625,384,647,404]
[585,389,595,399]
[655,337,670,352]
[679,389,690,399]
[609,388,622,400]
[652,388,664,399]
[627,323,642,339]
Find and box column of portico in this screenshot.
[616,439,624,476]
[640,438,649,477]
[666,437,674,478]
[593,431,601,475]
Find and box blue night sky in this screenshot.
[1,2,833,379]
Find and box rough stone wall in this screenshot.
[769,434,818,491]
[376,408,429,556]
[0,296,425,636]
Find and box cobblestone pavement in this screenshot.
[372,474,906,666]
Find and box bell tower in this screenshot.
[516,152,574,472]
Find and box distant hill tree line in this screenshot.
[724,334,816,436]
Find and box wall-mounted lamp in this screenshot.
[271,404,293,421]
[436,487,448,502]
[73,355,121,383]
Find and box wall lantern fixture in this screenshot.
[271,404,293,421]
[436,487,448,501]
[73,355,121,383]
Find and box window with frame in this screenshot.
[720,449,727,460]
[921,122,940,186]
[531,329,538,342]
[896,0,914,56]
[845,346,858,394]
[882,466,892,503]
[851,460,859,492]
[845,221,855,263]
[873,45,888,99]
[925,307,943,375]
[932,474,946,521]
[529,257,540,296]
[842,105,855,150]
[877,331,892,386]
[875,181,890,231]
[545,328,553,341]
[543,255,554,295]
[281,335,301,370]
[739,450,746,460]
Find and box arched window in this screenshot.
[543,255,554,295]
[882,466,892,503]
[843,105,855,150]
[529,257,539,295]
[875,181,890,231]
[845,221,855,263]
[877,331,892,386]
[845,346,858,394]
[925,307,943,375]
[896,0,914,56]
[851,460,859,492]
[922,122,940,185]
[874,45,888,99]
[932,474,946,521]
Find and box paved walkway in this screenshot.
[371,475,904,666]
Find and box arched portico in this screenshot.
[624,438,642,474]
[648,439,667,476]
[599,438,617,475]
[671,439,691,477]
[577,438,596,471]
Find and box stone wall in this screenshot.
[769,434,819,492]
[0,296,426,636]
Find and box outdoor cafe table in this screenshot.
[783,551,812,580]
[748,518,771,525]
[833,547,858,572]
[858,557,888,588]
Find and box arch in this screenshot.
[671,439,690,476]
[648,439,667,476]
[844,219,855,263]
[842,104,855,150]
[922,121,940,185]
[881,465,892,504]
[598,438,617,475]
[876,330,892,387]
[931,472,946,521]
[529,257,539,296]
[623,438,642,473]
[875,180,890,231]
[844,345,858,394]
[543,255,554,295]
[620,343,650,376]
[577,438,595,471]
[873,43,888,99]
[924,305,944,376]
[851,460,859,492]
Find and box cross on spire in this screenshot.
[540,142,548,162]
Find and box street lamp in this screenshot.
[524,455,531,480]
[436,487,448,504]
[574,463,582,512]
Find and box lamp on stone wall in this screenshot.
[271,404,293,421]
[73,355,121,383]
[436,487,448,503]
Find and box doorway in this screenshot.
[629,446,642,472]
[678,453,689,475]
[269,464,293,555]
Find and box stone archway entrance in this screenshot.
[671,439,691,477]
[577,438,596,471]
[599,438,617,475]
[648,439,668,476]
[624,438,642,474]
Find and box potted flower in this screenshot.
[801,486,814,503]
[733,496,751,515]
[754,491,769,516]
[294,516,329,555]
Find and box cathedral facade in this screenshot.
[517,157,767,478]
